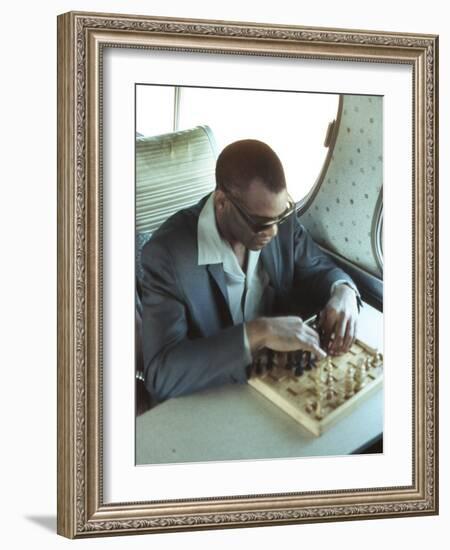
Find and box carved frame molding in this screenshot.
[57,11,438,538]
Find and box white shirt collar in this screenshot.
[197,192,261,281]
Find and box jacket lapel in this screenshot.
[206,264,233,325]
[204,240,280,326]
[261,238,280,287]
[203,237,281,325]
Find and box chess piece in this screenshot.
[286,351,296,371]
[272,351,287,370]
[316,370,326,420]
[313,360,327,419]
[314,371,326,420]
[301,351,309,371]
[294,363,304,377]
[354,359,366,391]
[253,355,261,375]
[370,352,383,369]
[324,358,338,401]
[266,349,275,371]
[289,351,302,376]
[344,364,356,398]
[306,351,316,371]
[315,399,324,420]
[302,351,308,370]
[256,350,268,375]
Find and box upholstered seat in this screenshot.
[135,125,217,414]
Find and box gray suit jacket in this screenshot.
[141,194,356,402]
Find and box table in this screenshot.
[136,302,383,464]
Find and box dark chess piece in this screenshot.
[266,348,275,371]
[294,356,304,377]
[255,350,269,375]
[289,351,301,376]
[285,351,295,370]
[294,365,304,377]
[299,351,307,369]
[254,355,263,375]
[304,351,312,371]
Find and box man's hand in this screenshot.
[319,284,359,356]
[246,316,327,359]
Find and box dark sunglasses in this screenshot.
[225,191,296,233]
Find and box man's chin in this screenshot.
[249,239,272,251]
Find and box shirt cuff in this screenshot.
[330,280,363,310]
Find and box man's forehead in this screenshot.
[240,178,289,217]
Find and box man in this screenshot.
[141,139,360,402]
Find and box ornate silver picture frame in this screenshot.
[57,11,438,538]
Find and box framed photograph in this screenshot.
[57,11,438,538]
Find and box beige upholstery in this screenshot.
[298,95,383,278]
[135,125,218,283]
[136,125,217,234]
[135,125,218,414]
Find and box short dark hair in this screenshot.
[215,139,286,195]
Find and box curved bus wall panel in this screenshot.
[298,95,383,279]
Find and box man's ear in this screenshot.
[214,189,226,211]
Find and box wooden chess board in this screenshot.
[248,339,383,436]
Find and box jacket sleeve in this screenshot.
[292,218,360,309]
[141,238,250,402]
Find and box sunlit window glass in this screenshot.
[177,87,339,202]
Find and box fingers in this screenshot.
[331,314,346,355]
[264,316,331,358]
[303,322,322,343]
[297,323,325,358]
[266,316,327,356]
[319,284,360,353]
[266,306,358,358]
[299,327,326,358]
[329,316,358,355]
[319,309,335,350]
[320,296,359,355]
[310,341,327,360]
[319,308,340,354]
[343,319,356,351]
